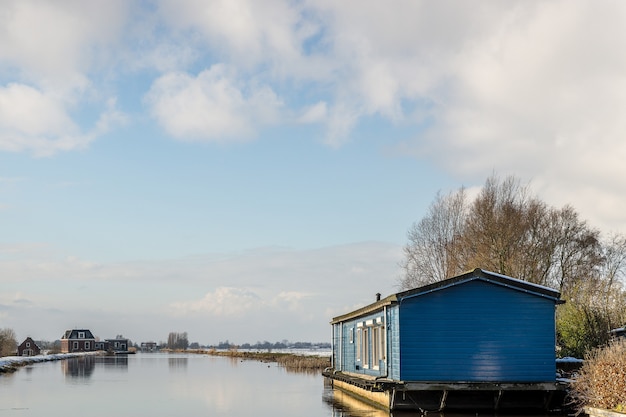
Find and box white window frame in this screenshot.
[372,326,380,370]
[357,318,386,371]
[355,327,362,362]
[85,341,90,350]
[78,332,85,339]
[362,327,370,369]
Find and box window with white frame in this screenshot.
[85,342,90,350]
[78,332,85,339]
[356,318,386,370]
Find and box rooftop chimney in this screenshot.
[376,292,381,301]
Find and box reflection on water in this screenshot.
[61,356,96,380]
[0,353,558,417]
[61,355,131,381]
[168,356,188,371]
[324,382,389,417]
[99,355,129,369]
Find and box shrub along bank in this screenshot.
[571,339,626,413]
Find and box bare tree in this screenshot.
[460,174,539,277]
[400,173,626,357]
[549,206,602,295]
[401,174,604,293]
[167,332,189,350]
[399,188,468,289]
[0,328,17,357]
[598,234,626,330]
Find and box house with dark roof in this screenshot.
[17,337,41,356]
[61,329,96,353]
[94,340,109,351]
[106,337,129,353]
[324,268,567,411]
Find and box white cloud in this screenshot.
[170,287,261,317]
[0,83,78,145]
[145,65,282,142]
[400,1,626,232]
[298,101,327,124]
[170,288,314,318]
[0,0,128,88]
[0,1,130,155]
[0,83,125,156]
[157,0,312,73]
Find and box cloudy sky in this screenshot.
[1,0,625,346]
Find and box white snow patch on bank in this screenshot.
[0,352,99,372]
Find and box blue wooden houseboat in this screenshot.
[323,268,567,412]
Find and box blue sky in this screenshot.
[2,0,625,346]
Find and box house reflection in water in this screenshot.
[99,355,129,369]
[61,355,130,379]
[61,356,96,379]
[168,357,188,372]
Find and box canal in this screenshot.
[0,353,554,417]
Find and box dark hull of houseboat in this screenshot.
[323,370,569,413]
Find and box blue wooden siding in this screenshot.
[388,305,401,380]
[333,310,389,377]
[335,321,357,373]
[398,279,556,382]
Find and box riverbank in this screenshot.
[0,352,101,374]
[193,349,331,371]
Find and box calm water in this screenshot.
[0,353,553,417]
[0,353,349,417]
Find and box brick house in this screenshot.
[18,337,41,356]
[61,329,96,353]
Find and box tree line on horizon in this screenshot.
[161,333,330,351]
[210,340,331,350]
[400,173,626,358]
[0,328,331,356]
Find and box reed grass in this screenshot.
[201,349,331,372]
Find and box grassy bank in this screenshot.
[199,349,331,372]
[571,339,626,413]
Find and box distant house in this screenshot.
[94,341,109,351]
[141,342,158,352]
[61,329,96,353]
[106,337,129,352]
[325,268,566,411]
[18,337,41,356]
